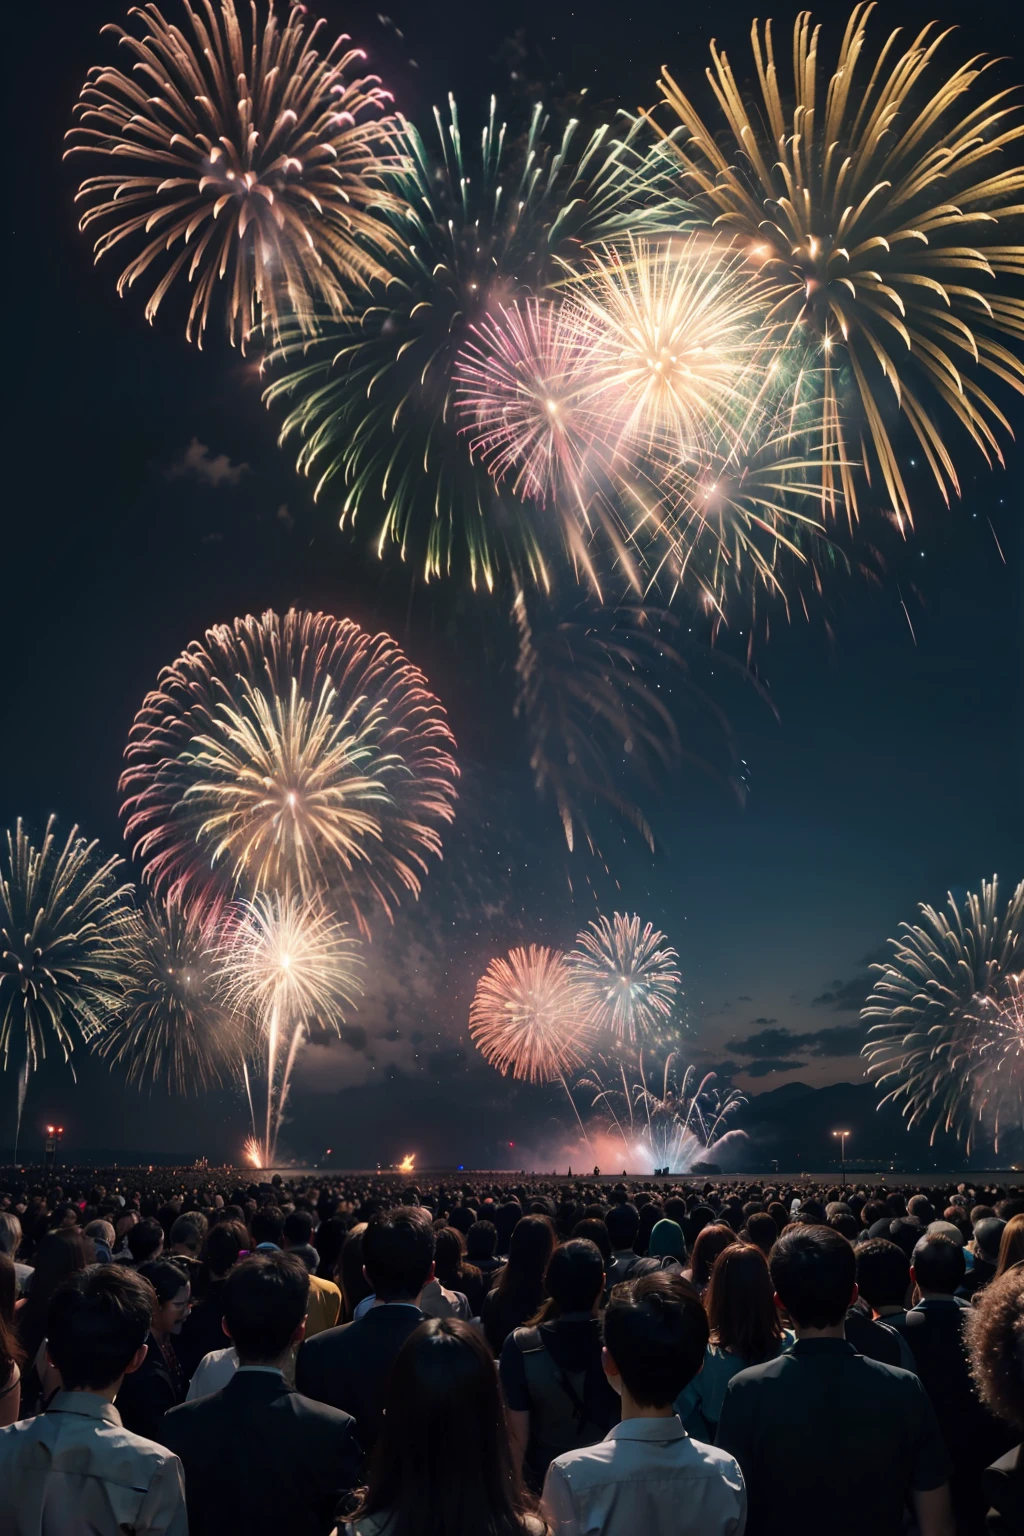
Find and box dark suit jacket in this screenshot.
[161,1368,362,1536]
[295,1303,424,1450]
[983,1444,1023,1534]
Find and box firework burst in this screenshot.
[568,913,681,1041]
[657,3,1024,527]
[66,0,400,348]
[100,897,243,1093]
[469,944,589,1084]
[862,876,1024,1150]
[960,974,1024,1152]
[576,1051,747,1172]
[120,609,458,932]
[219,889,363,1164]
[263,96,684,588]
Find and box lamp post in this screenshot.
[43,1124,63,1172]
[832,1129,850,1187]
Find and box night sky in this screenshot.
[4,0,1022,1167]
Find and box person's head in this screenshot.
[354,1318,537,1535]
[743,1211,779,1258]
[994,1213,1024,1281]
[910,1234,966,1296]
[689,1223,734,1289]
[169,1212,207,1256]
[543,1238,605,1317]
[907,1194,935,1226]
[0,1213,22,1261]
[706,1242,783,1362]
[249,1206,285,1249]
[204,1219,248,1279]
[433,1226,469,1286]
[46,1265,155,1394]
[856,1239,911,1312]
[0,1253,24,1374]
[496,1214,555,1298]
[770,1226,856,1330]
[647,1219,687,1264]
[282,1209,315,1250]
[336,1223,371,1320]
[974,1217,1007,1266]
[363,1211,435,1303]
[571,1217,612,1265]
[84,1219,116,1257]
[603,1271,708,1408]
[136,1259,190,1337]
[222,1251,310,1364]
[605,1203,640,1250]
[126,1217,165,1265]
[966,1264,1024,1431]
[465,1220,498,1261]
[18,1228,89,1357]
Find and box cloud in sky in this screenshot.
[726,1021,869,1062]
[166,437,250,487]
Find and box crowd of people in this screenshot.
[0,1167,1022,1535]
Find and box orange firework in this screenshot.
[469,945,590,1083]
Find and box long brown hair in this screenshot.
[993,1214,1024,1282]
[0,1254,25,1378]
[688,1224,735,1291]
[706,1243,783,1363]
[17,1229,88,1363]
[493,1215,555,1304]
[352,1317,547,1536]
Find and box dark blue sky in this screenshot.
[3,0,1022,1165]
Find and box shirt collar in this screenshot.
[791,1337,857,1356]
[607,1415,686,1443]
[235,1366,285,1378]
[50,1390,122,1426]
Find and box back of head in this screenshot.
[19,1229,88,1357]
[205,1220,248,1278]
[770,1226,855,1329]
[911,1234,966,1294]
[856,1239,910,1311]
[0,1213,22,1259]
[465,1220,497,1260]
[127,1218,165,1264]
[744,1211,779,1255]
[974,1217,1007,1264]
[994,1213,1024,1280]
[571,1218,612,1264]
[47,1265,155,1391]
[908,1194,936,1226]
[136,1258,189,1306]
[357,1318,532,1534]
[363,1212,435,1304]
[604,1271,709,1407]
[545,1239,605,1315]
[249,1205,285,1249]
[223,1251,310,1362]
[169,1211,207,1254]
[647,1219,687,1263]
[690,1223,733,1286]
[432,1227,465,1284]
[283,1209,315,1247]
[706,1243,781,1363]
[966,1264,1024,1432]
[605,1203,639,1250]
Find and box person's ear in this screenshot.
[221,1317,234,1341]
[909,1266,917,1288]
[601,1345,622,1394]
[290,1316,308,1349]
[849,1281,859,1308]
[362,1264,372,1288]
[773,1291,786,1313]
[122,1342,148,1377]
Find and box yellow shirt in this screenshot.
[305,1274,342,1337]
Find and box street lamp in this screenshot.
[832,1129,850,1186]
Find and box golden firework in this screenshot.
[469,944,590,1083]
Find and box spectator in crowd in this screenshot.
[993,1214,1024,1282]
[84,1220,115,1265]
[644,1220,686,1274]
[466,1220,504,1278]
[250,1206,286,1251]
[966,1265,1024,1533]
[483,1216,557,1357]
[115,1260,190,1443]
[684,1225,733,1296]
[352,1208,469,1323]
[0,1265,187,1535]
[313,1216,347,1282]
[500,1239,619,1487]
[336,1223,371,1324]
[126,1219,166,1268]
[0,1252,25,1426]
[296,1211,433,1450]
[891,1234,1015,1534]
[960,1219,1006,1300]
[346,1317,547,1536]
[604,1205,640,1288]
[543,1272,746,1536]
[176,1219,247,1380]
[855,1239,911,1326]
[282,1211,343,1336]
[163,1252,361,1536]
[717,1226,954,1536]
[676,1242,789,1439]
[16,1229,89,1416]
[0,1213,33,1296]
[742,1212,778,1260]
[433,1227,483,1316]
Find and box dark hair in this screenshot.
[169,1212,207,1252]
[224,1252,310,1360]
[313,1216,347,1280]
[204,1219,248,1278]
[994,1214,1024,1281]
[433,1227,480,1294]
[856,1239,911,1310]
[706,1243,783,1363]
[911,1234,966,1294]
[336,1224,372,1322]
[136,1258,190,1307]
[604,1271,708,1406]
[352,1318,544,1536]
[688,1224,734,1290]
[743,1212,779,1256]
[770,1226,855,1329]
[541,1239,605,1318]
[571,1218,612,1265]
[17,1229,89,1364]
[363,1212,435,1303]
[493,1215,556,1305]
[966,1265,1024,1430]
[465,1220,498,1260]
[605,1204,640,1249]
[283,1209,315,1247]
[0,1253,25,1379]
[46,1265,155,1390]
[250,1206,285,1248]
[126,1218,165,1264]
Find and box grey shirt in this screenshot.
[543,1415,746,1536]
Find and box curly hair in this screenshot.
[966,1266,1024,1430]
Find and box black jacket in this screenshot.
[296,1303,424,1450]
[161,1368,362,1536]
[983,1444,1024,1535]
[114,1331,183,1444]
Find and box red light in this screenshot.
[46,1126,54,1134]
[58,1127,64,1134]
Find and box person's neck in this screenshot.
[620,1386,675,1421]
[65,1380,122,1405]
[372,1295,419,1307]
[916,1289,956,1302]
[236,1353,289,1372]
[794,1322,846,1341]
[874,1303,905,1317]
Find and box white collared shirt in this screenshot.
[542,1414,746,1536]
[0,1389,188,1536]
